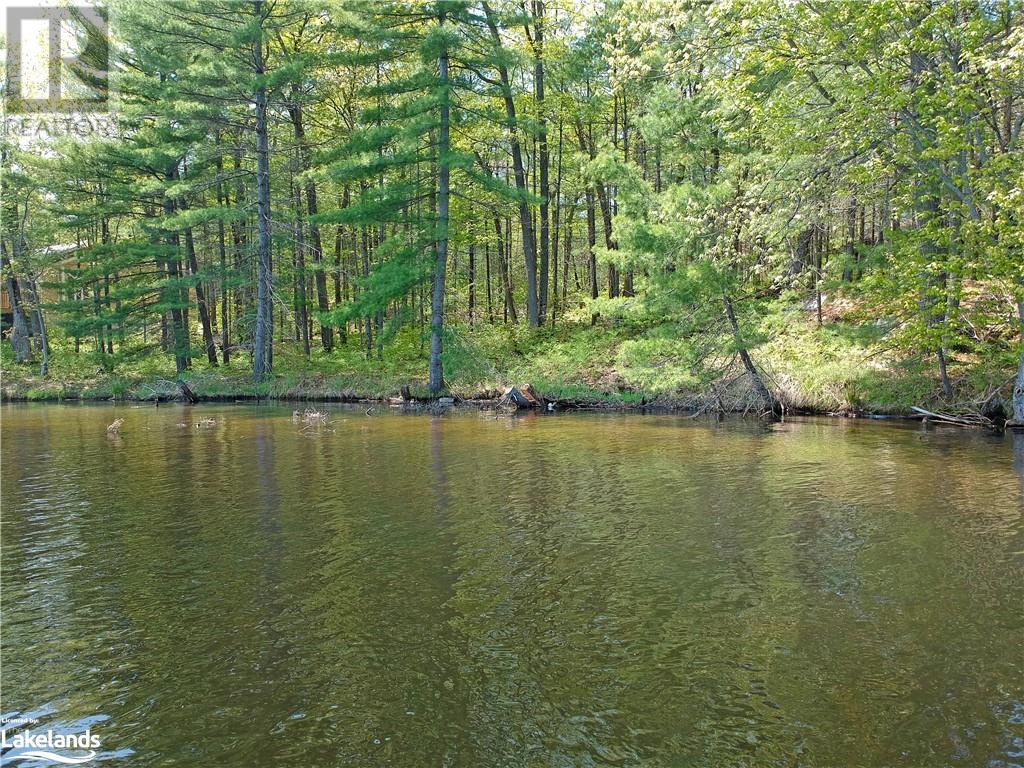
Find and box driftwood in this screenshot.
[500,384,544,409]
[522,384,544,407]
[910,406,996,430]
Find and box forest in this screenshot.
[2,0,1023,423]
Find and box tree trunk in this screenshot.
[252,0,273,382]
[467,239,475,326]
[36,292,49,377]
[621,92,634,297]
[790,227,812,277]
[843,198,856,282]
[231,140,248,328]
[288,99,333,353]
[361,224,372,357]
[586,187,597,323]
[532,0,549,324]
[485,239,493,322]
[906,27,953,398]
[335,187,349,343]
[26,275,50,376]
[576,120,618,299]
[1012,298,1024,426]
[563,205,571,307]
[600,187,619,299]
[723,293,777,415]
[916,188,952,397]
[215,149,231,364]
[483,2,539,327]
[184,222,218,366]
[493,215,517,323]
[162,177,190,375]
[429,11,450,393]
[1,244,33,363]
[551,120,563,325]
[165,250,189,374]
[294,184,310,357]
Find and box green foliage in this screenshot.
[2,0,1020,412]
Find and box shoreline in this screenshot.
[0,381,927,421]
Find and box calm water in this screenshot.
[1,404,1023,767]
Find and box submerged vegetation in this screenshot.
[2,1,1023,421]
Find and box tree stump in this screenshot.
[177,380,199,404]
[502,384,544,409]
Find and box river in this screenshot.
[2,403,1022,766]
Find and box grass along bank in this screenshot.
[3,297,1016,417]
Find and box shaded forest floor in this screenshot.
[2,296,1017,416]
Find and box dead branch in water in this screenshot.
[910,406,997,430]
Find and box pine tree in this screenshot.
[314,0,490,392]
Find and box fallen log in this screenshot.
[521,384,545,408]
[910,406,995,430]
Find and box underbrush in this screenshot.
[2,297,1016,414]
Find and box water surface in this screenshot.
[2,404,1023,767]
